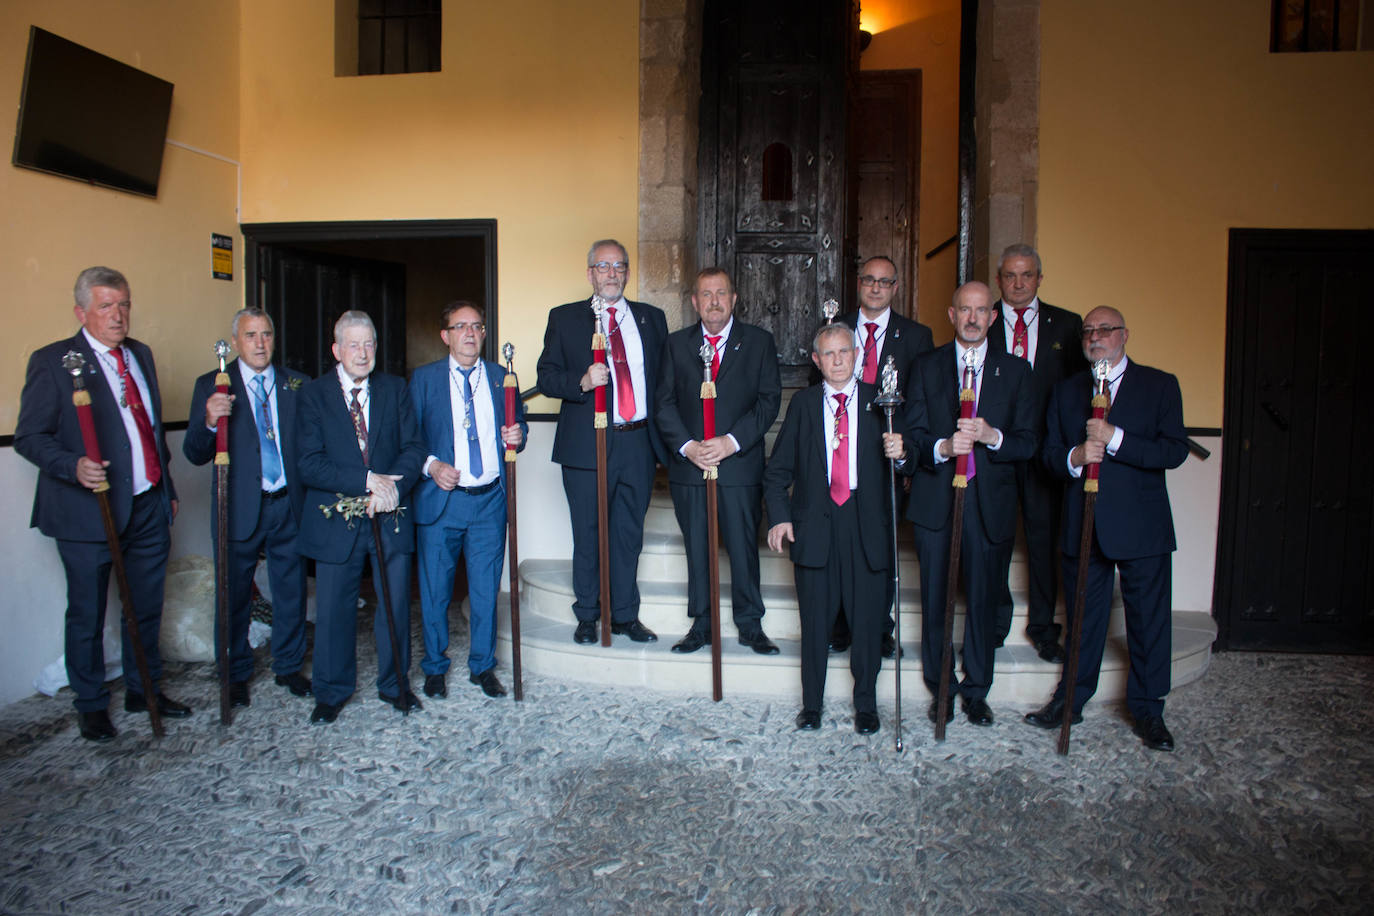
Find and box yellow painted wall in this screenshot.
[1,1,242,435]
[1040,0,1374,426]
[858,0,962,334]
[238,0,641,408]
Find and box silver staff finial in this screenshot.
[880,355,899,398]
[61,350,86,378]
[502,341,514,370]
[821,297,839,324]
[699,340,715,381]
[1093,358,1110,380]
[214,339,230,371]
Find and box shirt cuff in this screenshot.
[1107,426,1125,455]
[422,456,437,478]
[933,440,949,465]
[1067,452,1083,478]
[987,429,1004,451]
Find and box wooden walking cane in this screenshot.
[60,350,164,738]
[591,297,613,647]
[698,340,724,701]
[935,348,979,742]
[1059,359,1111,755]
[874,356,906,753]
[502,342,524,701]
[211,340,233,726]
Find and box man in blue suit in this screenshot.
[184,308,312,708]
[537,240,668,645]
[899,281,1038,728]
[296,311,426,724]
[1026,306,1189,752]
[409,301,527,700]
[15,266,189,742]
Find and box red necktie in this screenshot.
[606,307,636,422]
[349,386,369,464]
[863,322,879,384]
[706,335,721,380]
[1012,308,1029,361]
[110,347,161,487]
[830,392,850,505]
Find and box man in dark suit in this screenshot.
[899,281,1037,727]
[657,267,782,655]
[830,255,934,659]
[295,310,426,724]
[988,244,1085,662]
[537,239,667,645]
[15,266,189,742]
[1025,306,1188,752]
[410,301,527,700]
[765,323,907,733]
[183,308,312,708]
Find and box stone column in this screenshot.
[639,0,702,328]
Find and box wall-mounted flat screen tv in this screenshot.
[12,26,175,198]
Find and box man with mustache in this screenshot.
[1026,306,1188,752]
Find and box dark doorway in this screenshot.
[241,220,497,378]
[853,69,921,319]
[697,0,859,386]
[1215,228,1374,653]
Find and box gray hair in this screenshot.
[333,310,377,346]
[586,239,628,267]
[230,307,274,338]
[812,322,856,354]
[997,244,1042,275]
[73,266,129,309]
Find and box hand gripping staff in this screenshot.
[502,342,524,701]
[61,349,164,737]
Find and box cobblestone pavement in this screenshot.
[1,614,1371,915]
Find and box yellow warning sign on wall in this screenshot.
[212,233,233,280]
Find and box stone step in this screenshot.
[492,596,1216,709]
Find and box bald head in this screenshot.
[1081,306,1129,367]
[948,281,995,347]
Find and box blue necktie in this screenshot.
[458,366,483,478]
[253,374,283,486]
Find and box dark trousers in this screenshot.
[912,480,1008,700]
[215,491,308,682]
[561,426,655,624]
[832,475,904,641]
[795,498,885,714]
[670,482,765,630]
[312,536,412,707]
[1056,537,1172,719]
[56,485,170,712]
[416,485,506,677]
[994,460,1064,646]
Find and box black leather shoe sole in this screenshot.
[795,710,821,730]
[573,621,597,644]
[855,711,881,735]
[671,630,711,653]
[275,672,313,697]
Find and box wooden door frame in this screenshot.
[241,219,498,362]
[1213,227,1374,650]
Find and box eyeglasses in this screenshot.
[1081,326,1125,340]
[591,261,629,274]
[858,275,897,289]
[444,322,485,333]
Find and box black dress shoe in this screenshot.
[827,633,851,653]
[77,709,116,742]
[1134,714,1175,752]
[469,668,508,698]
[310,701,340,724]
[927,697,954,724]
[795,709,821,730]
[855,711,881,735]
[379,690,423,713]
[671,628,711,653]
[1035,640,1067,664]
[573,621,597,644]
[881,633,905,659]
[610,620,658,642]
[423,673,447,698]
[1024,698,1082,729]
[124,692,193,718]
[275,671,313,697]
[229,681,251,709]
[738,629,780,655]
[962,697,994,726]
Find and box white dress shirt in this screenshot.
[82,328,158,495]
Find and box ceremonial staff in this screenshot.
[699,339,723,701]
[502,342,524,702]
[60,350,164,738]
[211,340,232,726]
[873,355,905,753]
[591,296,613,647]
[1059,358,1111,755]
[935,348,978,741]
[370,512,413,715]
